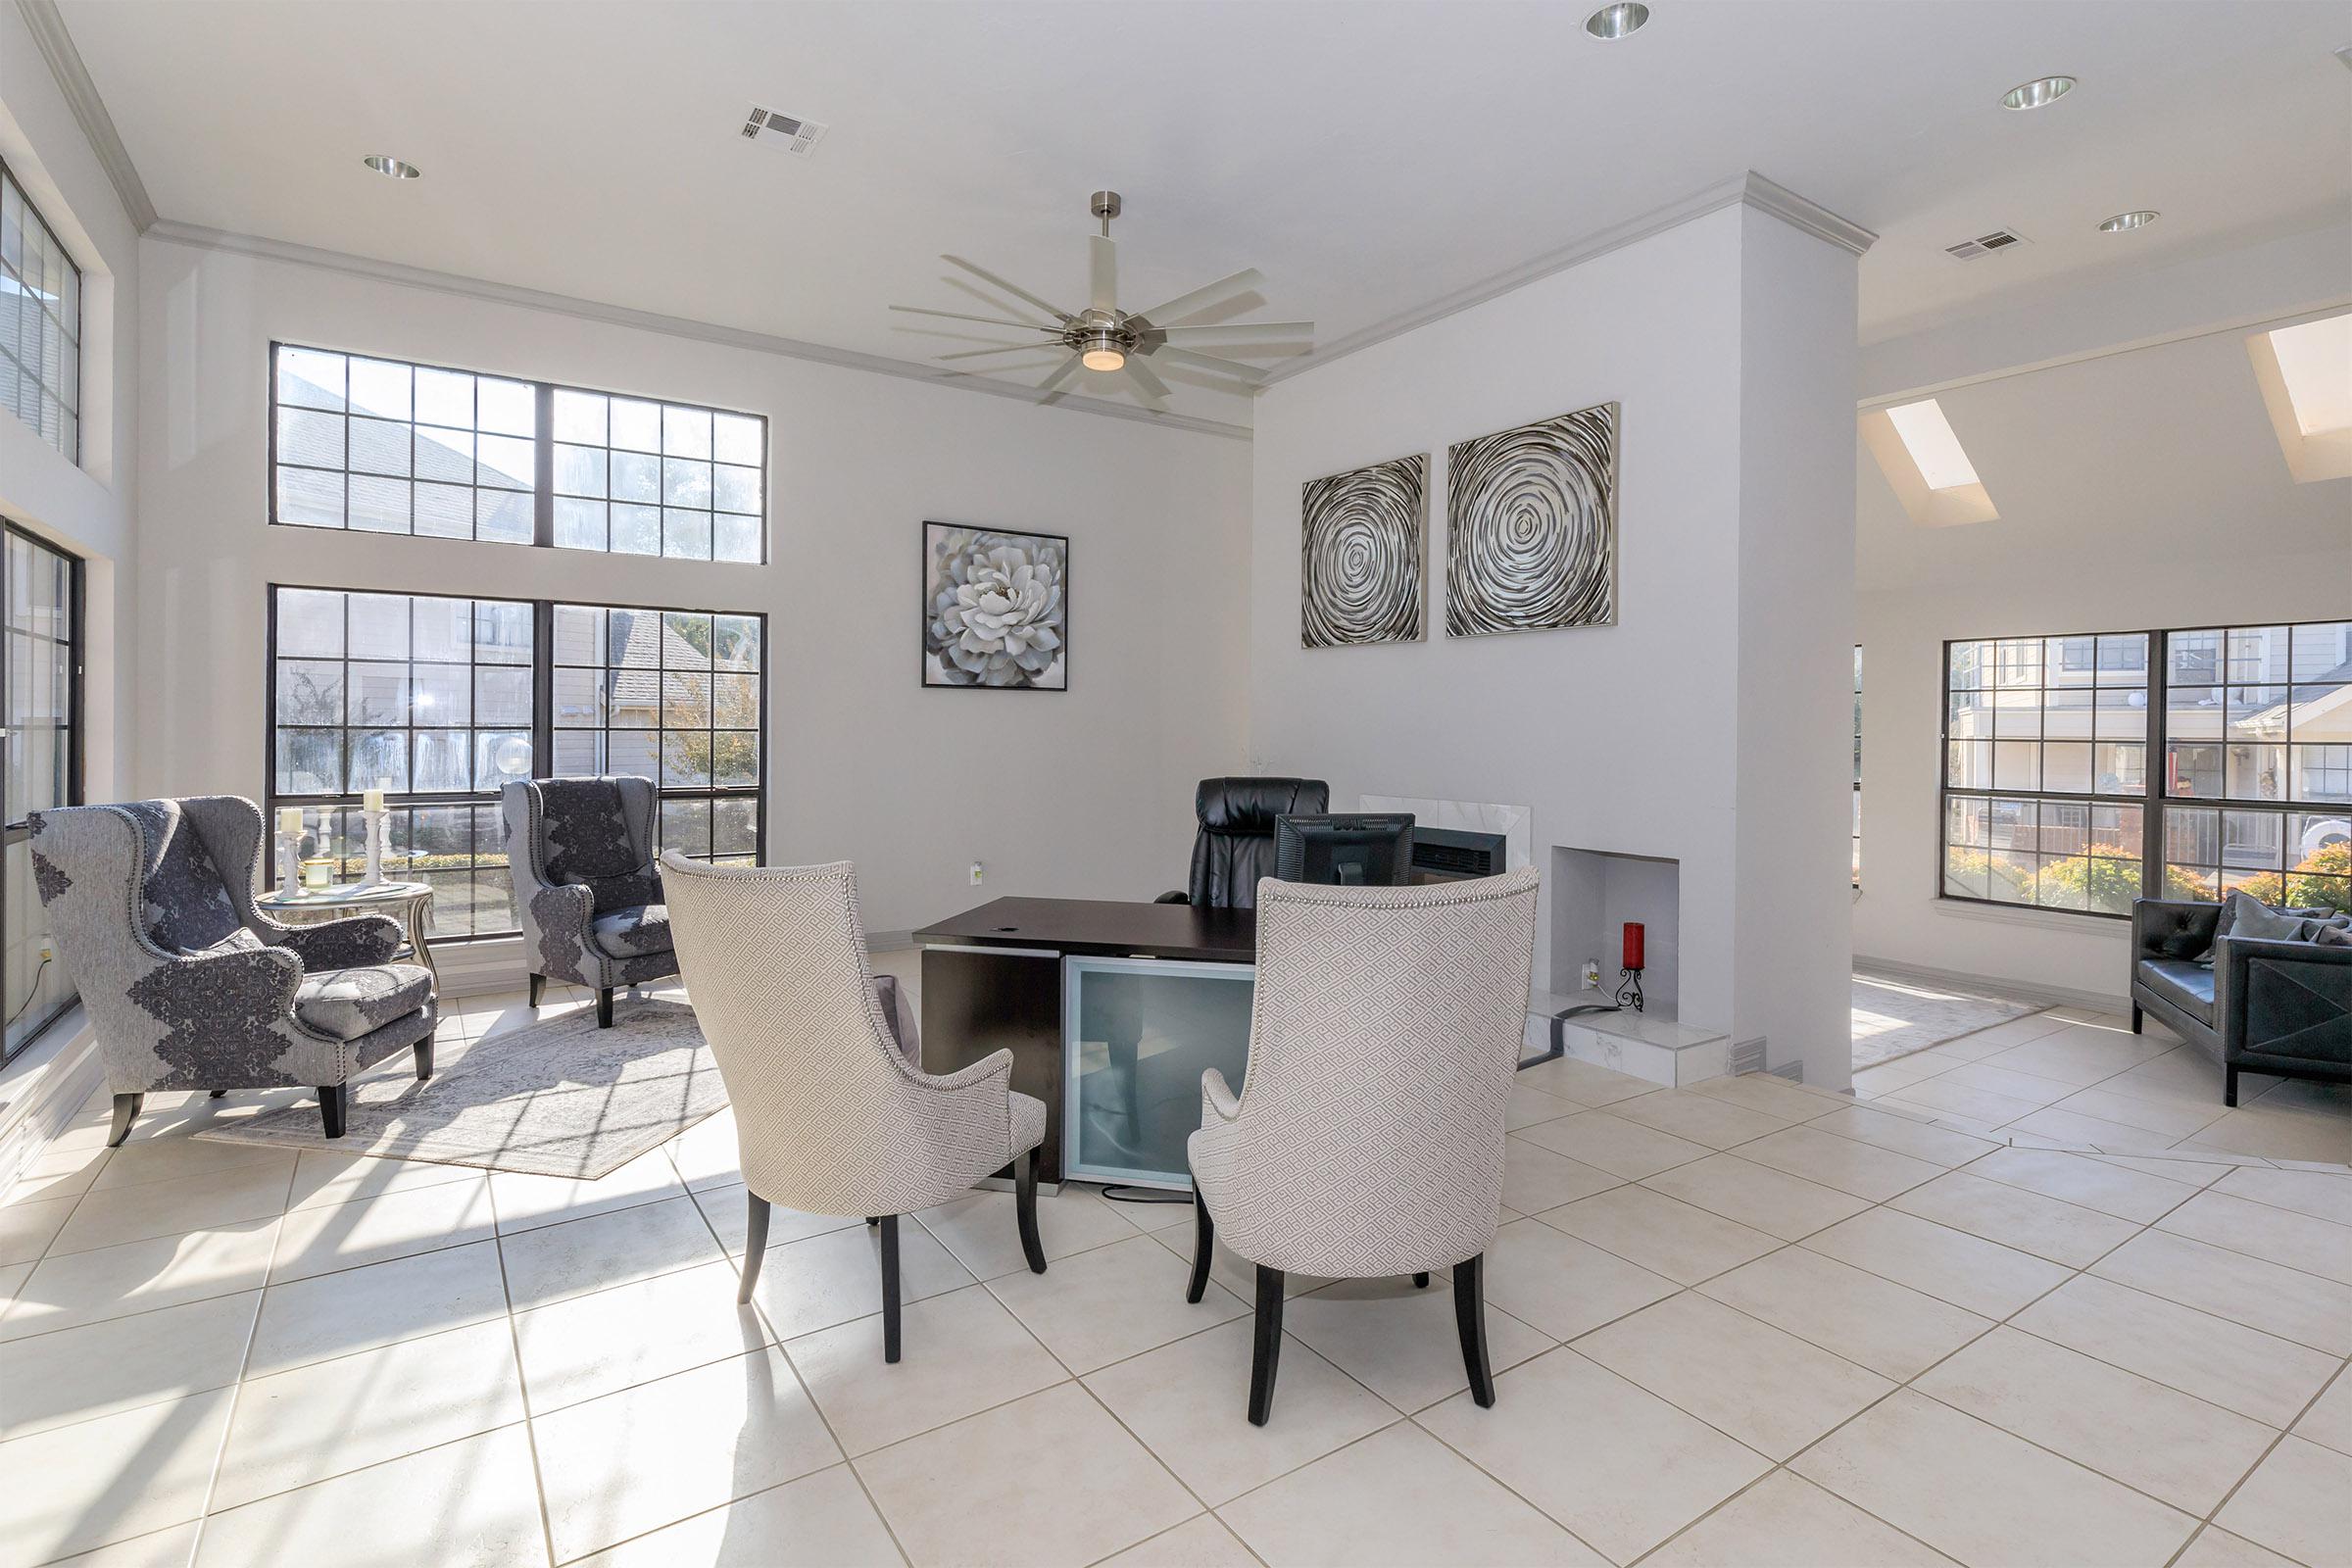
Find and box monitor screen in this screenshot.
[1273,813,1416,887]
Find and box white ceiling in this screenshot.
[56,0,2352,424]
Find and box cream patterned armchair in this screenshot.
[661,854,1048,1363]
[503,776,678,1027]
[29,796,438,1144]
[1186,865,1540,1425]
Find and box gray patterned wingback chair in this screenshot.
[1186,865,1540,1426]
[28,796,439,1145]
[502,776,678,1028]
[660,854,1048,1364]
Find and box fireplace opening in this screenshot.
[1549,845,1680,1018]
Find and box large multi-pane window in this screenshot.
[1941,633,2150,915]
[1,162,82,464]
[268,586,766,939]
[1938,619,2351,918]
[2160,621,2351,910]
[1851,647,1863,886]
[550,604,762,865]
[270,344,766,563]
[3,523,79,1060]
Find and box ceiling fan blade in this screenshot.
[1136,268,1265,328]
[1123,356,1172,405]
[937,342,1067,362]
[943,255,1076,324]
[1153,321,1314,342]
[891,305,1062,332]
[1148,345,1269,385]
[1090,234,1117,314]
[1037,355,1084,395]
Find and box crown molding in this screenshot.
[1260,170,1875,387]
[16,0,157,232]
[143,220,1252,440]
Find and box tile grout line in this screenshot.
[487,1157,569,1568]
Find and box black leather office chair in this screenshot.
[1156,777,1330,910]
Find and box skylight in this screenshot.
[1884,399,1982,490]
[2267,314,2352,436]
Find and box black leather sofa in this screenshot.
[2131,899,2352,1106]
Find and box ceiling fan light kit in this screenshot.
[891,190,1312,409]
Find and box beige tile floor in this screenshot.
[1851,1004,2352,1166]
[1,982,2348,1568]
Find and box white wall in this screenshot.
[1853,257,2352,1004]
[1248,201,1859,1084]
[135,238,1251,955]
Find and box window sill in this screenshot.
[1930,898,2131,937]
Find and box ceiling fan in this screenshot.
[890,191,1312,409]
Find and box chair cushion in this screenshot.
[121,800,243,954]
[1010,1090,1047,1157]
[590,904,671,959]
[2138,957,2216,1025]
[295,962,434,1041]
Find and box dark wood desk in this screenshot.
[913,898,1258,1184]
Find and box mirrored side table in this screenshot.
[255,879,438,979]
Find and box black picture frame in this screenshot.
[920,521,1070,692]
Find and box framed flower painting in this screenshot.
[921,522,1069,690]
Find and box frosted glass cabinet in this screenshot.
[1062,956,1256,1188]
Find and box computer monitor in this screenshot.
[1273,813,1416,887]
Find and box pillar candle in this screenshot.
[278,807,304,836]
[1622,921,1645,972]
[363,784,387,813]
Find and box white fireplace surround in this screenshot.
[1357,795,1533,874]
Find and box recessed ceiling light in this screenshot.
[362,155,421,180]
[2098,210,2159,232]
[1585,3,1649,40]
[2000,75,2076,111]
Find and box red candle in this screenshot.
[1622,921,1645,972]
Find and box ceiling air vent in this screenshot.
[1944,228,2029,260]
[740,107,828,157]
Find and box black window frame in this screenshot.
[1,158,84,466]
[266,582,769,944]
[1937,618,2352,920]
[267,341,769,564]
[2,518,84,1061]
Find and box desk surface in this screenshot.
[913,896,1255,961]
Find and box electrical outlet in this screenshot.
[969,861,984,886]
[1580,959,1600,990]
[39,940,54,961]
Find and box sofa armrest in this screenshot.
[2133,899,2220,961]
[2215,934,2352,1053]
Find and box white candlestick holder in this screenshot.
[277,830,304,898]
[361,808,388,887]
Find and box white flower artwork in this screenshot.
[922,522,1069,690]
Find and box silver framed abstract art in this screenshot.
[1445,401,1618,637]
[1299,454,1428,648]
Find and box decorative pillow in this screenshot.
[197,927,267,957]
[2315,924,2352,948]
[2224,892,2315,943]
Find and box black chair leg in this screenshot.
[527,973,545,1008]
[208,1089,227,1100]
[879,1215,903,1363]
[1454,1253,1494,1408]
[1186,1191,1214,1304]
[2226,1065,2239,1108]
[107,1093,144,1148]
[1248,1264,1285,1427]
[865,1216,884,1227]
[318,1084,349,1140]
[1414,1272,1430,1289]
[737,1194,770,1304]
[414,1036,435,1081]
[1015,1147,1047,1274]
[596,987,614,1028]
[2130,1003,2143,1035]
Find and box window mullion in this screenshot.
[532,385,555,549]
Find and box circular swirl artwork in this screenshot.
[1445,402,1618,637]
[1300,454,1428,648]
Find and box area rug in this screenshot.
[193,1000,727,1179]
[1852,972,2043,1070]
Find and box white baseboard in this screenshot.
[1854,954,2130,1016]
